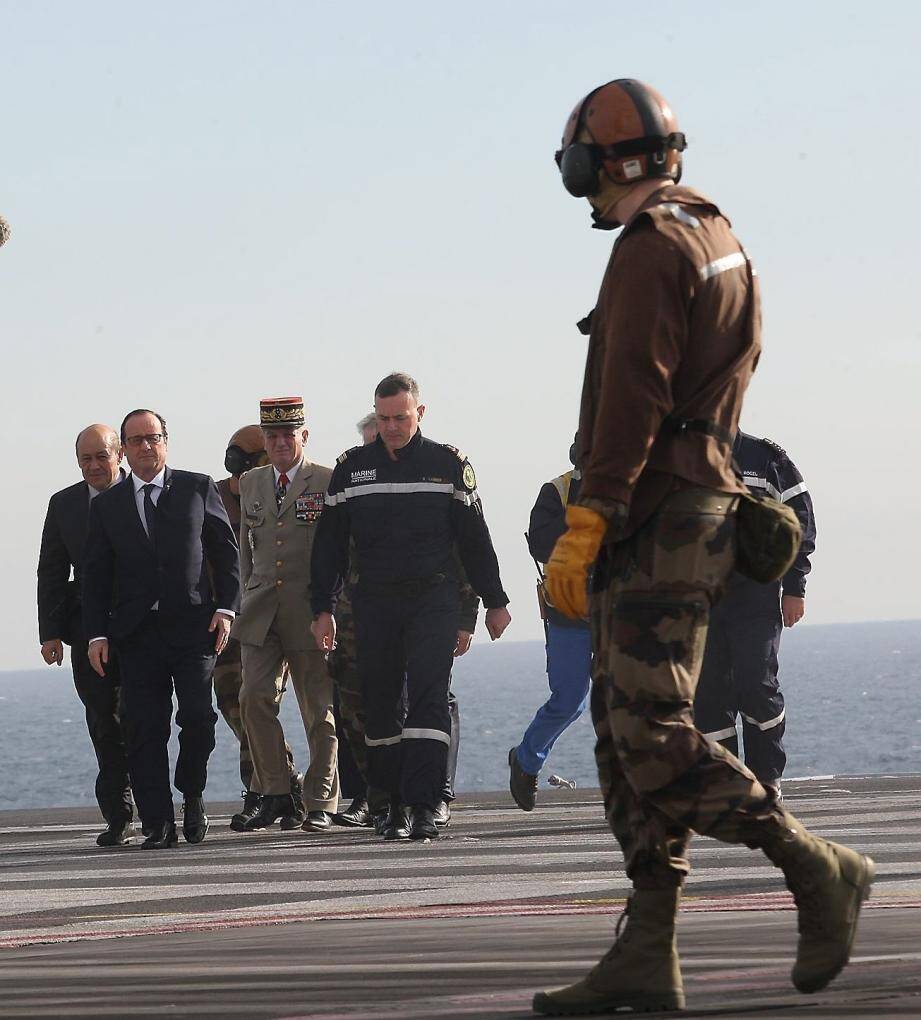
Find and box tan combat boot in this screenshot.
[532,887,684,1016]
[760,809,875,993]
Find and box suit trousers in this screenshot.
[115,611,218,825]
[240,627,339,810]
[70,634,133,825]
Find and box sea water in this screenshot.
[3,619,919,812]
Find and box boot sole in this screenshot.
[792,852,875,994]
[532,990,685,1015]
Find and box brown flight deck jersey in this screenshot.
[577,185,761,538]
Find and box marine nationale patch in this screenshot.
[462,462,477,491]
[295,492,325,523]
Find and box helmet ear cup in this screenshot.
[560,143,602,197]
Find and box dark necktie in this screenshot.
[143,483,159,544]
[276,472,289,510]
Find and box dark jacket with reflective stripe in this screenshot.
[310,431,508,615]
[528,470,590,630]
[723,431,816,611]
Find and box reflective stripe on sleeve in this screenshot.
[702,725,738,742]
[402,727,452,746]
[780,482,808,503]
[740,709,786,732]
[699,250,747,282]
[364,733,402,747]
[453,488,479,506]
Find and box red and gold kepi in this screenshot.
[259,396,305,427]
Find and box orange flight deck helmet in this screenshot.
[555,79,687,197]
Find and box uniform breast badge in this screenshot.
[296,492,325,523]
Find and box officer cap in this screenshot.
[260,396,305,428]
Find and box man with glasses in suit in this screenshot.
[82,409,241,849]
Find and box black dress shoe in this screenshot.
[508,746,538,812]
[96,820,132,847]
[410,804,439,841]
[433,800,451,828]
[141,821,178,849]
[301,810,332,832]
[381,802,411,841]
[242,793,297,831]
[230,791,261,832]
[289,772,306,817]
[372,810,390,836]
[182,797,209,844]
[334,796,372,828]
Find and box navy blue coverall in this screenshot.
[693,431,816,784]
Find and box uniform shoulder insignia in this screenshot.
[336,445,361,464]
[440,442,469,463]
[647,202,701,230]
[461,461,477,491]
[761,437,787,457]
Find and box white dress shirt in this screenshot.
[273,461,300,490]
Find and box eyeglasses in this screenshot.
[125,433,165,448]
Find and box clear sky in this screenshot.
[2,1,919,671]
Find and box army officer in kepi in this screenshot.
[233,396,339,833]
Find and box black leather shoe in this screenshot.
[289,772,306,819]
[334,796,372,828]
[230,791,261,832]
[242,793,297,831]
[301,810,332,832]
[182,797,209,844]
[96,820,132,847]
[141,821,178,849]
[381,803,411,841]
[508,746,538,812]
[433,800,451,828]
[410,804,439,841]
[372,810,390,836]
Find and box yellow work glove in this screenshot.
[544,505,608,620]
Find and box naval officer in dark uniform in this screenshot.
[694,430,816,794]
[310,372,511,840]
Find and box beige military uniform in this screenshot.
[234,456,338,809]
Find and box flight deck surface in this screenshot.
[0,775,918,1018]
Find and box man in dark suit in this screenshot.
[38,424,133,847]
[82,409,241,850]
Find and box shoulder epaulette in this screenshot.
[441,443,468,463]
[336,445,361,465]
[761,437,787,457]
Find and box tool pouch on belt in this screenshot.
[735,491,802,583]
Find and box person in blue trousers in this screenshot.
[509,441,592,811]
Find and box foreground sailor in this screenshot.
[213,425,302,829]
[695,430,816,795]
[37,424,133,846]
[83,410,240,849]
[234,397,339,832]
[311,372,511,840]
[537,79,872,1013]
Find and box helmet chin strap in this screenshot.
[587,168,635,230]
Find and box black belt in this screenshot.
[666,417,733,447]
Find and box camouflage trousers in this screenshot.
[212,637,295,790]
[590,487,779,889]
